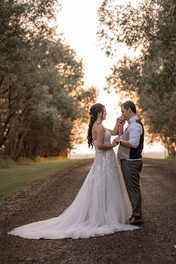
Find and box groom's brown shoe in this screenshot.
[129,217,142,225]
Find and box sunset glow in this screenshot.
[57,0,165,157]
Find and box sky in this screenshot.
[56,0,133,127]
[57,0,112,88]
[56,0,166,157]
[56,0,143,92]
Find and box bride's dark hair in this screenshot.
[87,103,105,148]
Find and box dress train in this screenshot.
[8,130,138,239]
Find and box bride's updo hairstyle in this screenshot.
[87,103,105,148]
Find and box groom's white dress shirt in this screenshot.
[119,115,143,161]
[126,115,143,148]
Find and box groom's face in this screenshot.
[121,106,130,121]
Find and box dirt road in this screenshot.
[0,159,176,264]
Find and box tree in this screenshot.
[0,0,59,157]
[97,0,176,156]
[0,0,98,159]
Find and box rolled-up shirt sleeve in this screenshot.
[128,123,143,148]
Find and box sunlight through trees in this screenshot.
[0,0,98,159]
[97,0,176,156]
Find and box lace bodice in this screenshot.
[93,129,111,149]
[91,129,115,183]
[92,129,114,160]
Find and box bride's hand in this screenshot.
[114,137,120,144]
[112,139,118,147]
[117,116,125,126]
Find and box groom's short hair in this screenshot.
[121,101,136,113]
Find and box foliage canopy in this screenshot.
[0,0,98,159]
[97,0,176,156]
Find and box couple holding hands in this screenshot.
[8,100,144,239]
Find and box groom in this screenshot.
[115,101,144,225]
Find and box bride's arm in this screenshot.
[97,125,118,150]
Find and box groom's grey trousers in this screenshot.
[120,159,143,219]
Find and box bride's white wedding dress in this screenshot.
[8,130,138,239]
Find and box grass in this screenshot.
[0,157,93,203]
[155,158,176,164]
[1,155,175,203]
[144,157,176,164]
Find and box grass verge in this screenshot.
[0,158,93,203]
[144,157,176,164]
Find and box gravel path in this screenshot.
[0,159,176,264]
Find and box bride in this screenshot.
[8,103,138,239]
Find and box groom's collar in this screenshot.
[128,115,138,124]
